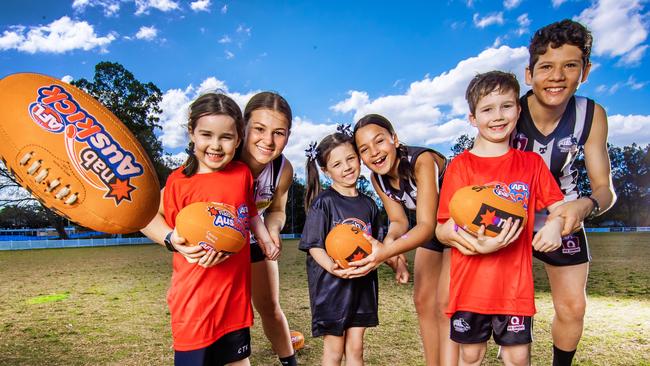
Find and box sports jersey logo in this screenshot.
[512,132,529,151]
[453,318,471,333]
[561,234,581,255]
[28,85,145,205]
[507,316,526,333]
[338,217,372,235]
[557,135,578,153]
[254,184,275,211]
[472,203,525,234]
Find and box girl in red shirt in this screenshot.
[141,92,279,366]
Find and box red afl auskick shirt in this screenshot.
[163,161,257,351]
[438,149,564,317]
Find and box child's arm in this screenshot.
[533,201,565,252]
[308,248,356,279]
[547,105,616,235]
[472,217,524,254]
[435,218,478,255]
[251,215,280,260]
[261,162,293,252]
[140,188,207,264]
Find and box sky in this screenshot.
[1,0,649,178]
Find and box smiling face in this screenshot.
[469,88,521,144]
[323,142,361,190]
[525,44,591,108]
[243,108,290,166]
[189,114,241,173]
[354,123,400,176]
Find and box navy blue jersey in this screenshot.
[513,91,595,230]
[299,188,380,337]
[372,145,446,211]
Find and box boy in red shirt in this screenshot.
[436,71,565,365]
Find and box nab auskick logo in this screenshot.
[28,85,144,205]
[471,203,525,234]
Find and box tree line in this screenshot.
[1,62,648,234]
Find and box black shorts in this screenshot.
[250,238,266,263]
[174,328,251,366]
[450,311,533,346]
[533,228,591,266]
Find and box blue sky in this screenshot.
[1,0,649,176]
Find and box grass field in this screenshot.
[0,232,648,365]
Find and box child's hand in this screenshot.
[474,218,523,254]
[171,229,206,264]
[260,239,281,261]
[346,233,386,277]
[533,217,563,252]
[436,218,479,255]
[197,248,231,268]
[394,255,410,284]
[329,260,357,279]
[547,199,591,236]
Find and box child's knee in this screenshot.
[500,344,530,366]
[554,297,587,321]
[459,343,485,364]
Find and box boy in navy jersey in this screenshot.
[513,19,616,365]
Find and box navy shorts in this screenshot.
[250,238,266,263]
[450,311,533,346]
[174,328,251,366]
[533,228,591,266]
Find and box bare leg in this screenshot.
[414,248,443,366]
[252,260,294,358]
[322,334,345,366]
[458,343,486,366]
[344,327,366,366]
[437,250,458,366]
[545,263,589,351]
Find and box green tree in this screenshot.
[72,61,170,183]
[450,134,474,158]
[283,175,306,234]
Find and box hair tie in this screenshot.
[336,123,353,137]
[304,141,318,161]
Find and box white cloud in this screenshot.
[218,35,231,44]
[626,76,646,90]
[61,75,74,83]
[607,114,650,146]
[135,26,158,41]
[158,77,260,149]
[504,0,522,10]
[221,4,228,14]
[225,50,235,59]
[0,16,116,54]
[237,24,251,36]
[552,0,567,8]
[492,36,504,48]
[135,0,180,15]
[473,12,504,28]
[575,0,648,65]
[331,46,529,147]
[72,0,121,16]
[516,13,531,35]
[190,0,211,12]
[596,76,647,94]
[618,45,648,66]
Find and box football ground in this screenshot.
[0,232,648,365]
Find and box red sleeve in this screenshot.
[245,167,259,218]
[162,168,184,228]
[534,155,565,211]
[437,156,468,224]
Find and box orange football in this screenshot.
[175,202,248,254]
[290,330,305,351]
[0,73,159,233]
[325,223,372,269]
[449,184,527,237]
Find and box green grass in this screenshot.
[0,232,648,365]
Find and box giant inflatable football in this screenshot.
[0,73,160,234]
